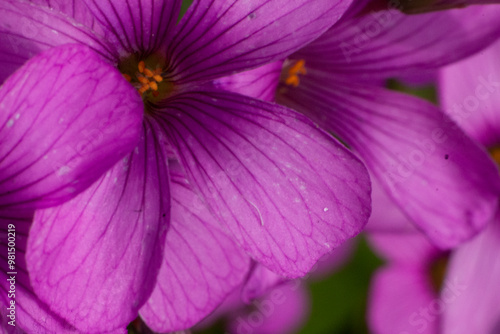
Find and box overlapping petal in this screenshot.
[242,263,287,303]
[442,219,500,334]
[29,0,101,32]
[295,6,500,81]
[0,1,118,84]
[0,44,143,211]
[368,232,439,267]
[140,160,250,332]
[154,89,371,277]
[278,77,500,248]
[26,122,169,332]
[439,39,500,147]
[212,61,283,102]
[365,175,417,234]
[0,213,78,333]
[82,0,182,56]
[228,282,310,334]
[368,266,438,334]
[167,0,353,84]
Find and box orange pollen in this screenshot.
[138,61,145,74]
[138,84,150,95]
[285,75,300,87]
[149,81,158,91]
[289,59,306,75]
[122,60,166,97]
[285,59,307,87]
[137,75,149,85]
[144,68,154,78]
[153,74,163,83]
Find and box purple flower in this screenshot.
[0,0,372,332]
[437,34,500,334]
[439,36,500,149]
[280,5,500,248]
[222,4,500,248]
[365,34,500,331]
[366,198,500,334]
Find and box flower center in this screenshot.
[118,53,174,103]
[282,59,307,87]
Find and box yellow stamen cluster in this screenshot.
[124,61,164,97]
[285,59,307,87]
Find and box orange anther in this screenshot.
[288,59,306,76]
[149,81,158,91]
[138,84,150,94]
[285,75,300,87]
[144,68,154,78]
[122,74,132,82]
[138,61,145,73]
[137,75,149,85]
[153,74,163,83]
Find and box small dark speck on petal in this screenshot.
[444,154,449,160]
[248,12,256,19]
[162,213,166,217]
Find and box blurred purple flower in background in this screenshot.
[438,35,500,334]
[217,3,500,250]
[0,0,376,332]
[366,36,500,334]
[367,189,500,334]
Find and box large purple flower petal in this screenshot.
[154,89,371,277]
[25,123,169,332]
[82,0,182,56]
[0,44,143,211]
[279,78,500,248]
[29,0,102,31]
[242,263,287,303]
[368,266,438,334]
[442,218,500,334]
[212,61,283,102]
[0,1,118,84]
[167,0,353,84]
[140,160,250,332]
[0,213,78,333]
[295,6,500,81]
[439,38,500,147]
